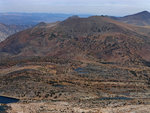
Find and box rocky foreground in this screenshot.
[0,57,149,113]
[6,102,150,113]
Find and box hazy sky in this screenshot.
[0,0,150,16]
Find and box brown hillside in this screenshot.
[0,16,150,66]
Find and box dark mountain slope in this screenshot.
[114,11,150,26]
[0,16,150,66]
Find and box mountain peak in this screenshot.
[139,11,149,13]
[115,11,150,26]
[124,11,150,18]
[36,22,47,26]
[68,15,80,19]
[136,11,150,15]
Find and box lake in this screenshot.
[0,96,19,112]
[0,96,19,104]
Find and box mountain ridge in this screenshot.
[1,16,150,66]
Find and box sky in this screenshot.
[0,0,150,16]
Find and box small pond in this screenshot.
[99,96,132,100]
[74,68,88,74]
[0,96,19,104]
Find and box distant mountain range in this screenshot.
[1,11,150,26]
[0,13,91,42]
[0,11,150,42]
[0,13,90,25]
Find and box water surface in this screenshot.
[99,96,132,100]
[0,96,19,104]
[74,68,88,74]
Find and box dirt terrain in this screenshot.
[6,102,150,113]
[0,57,149,113]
